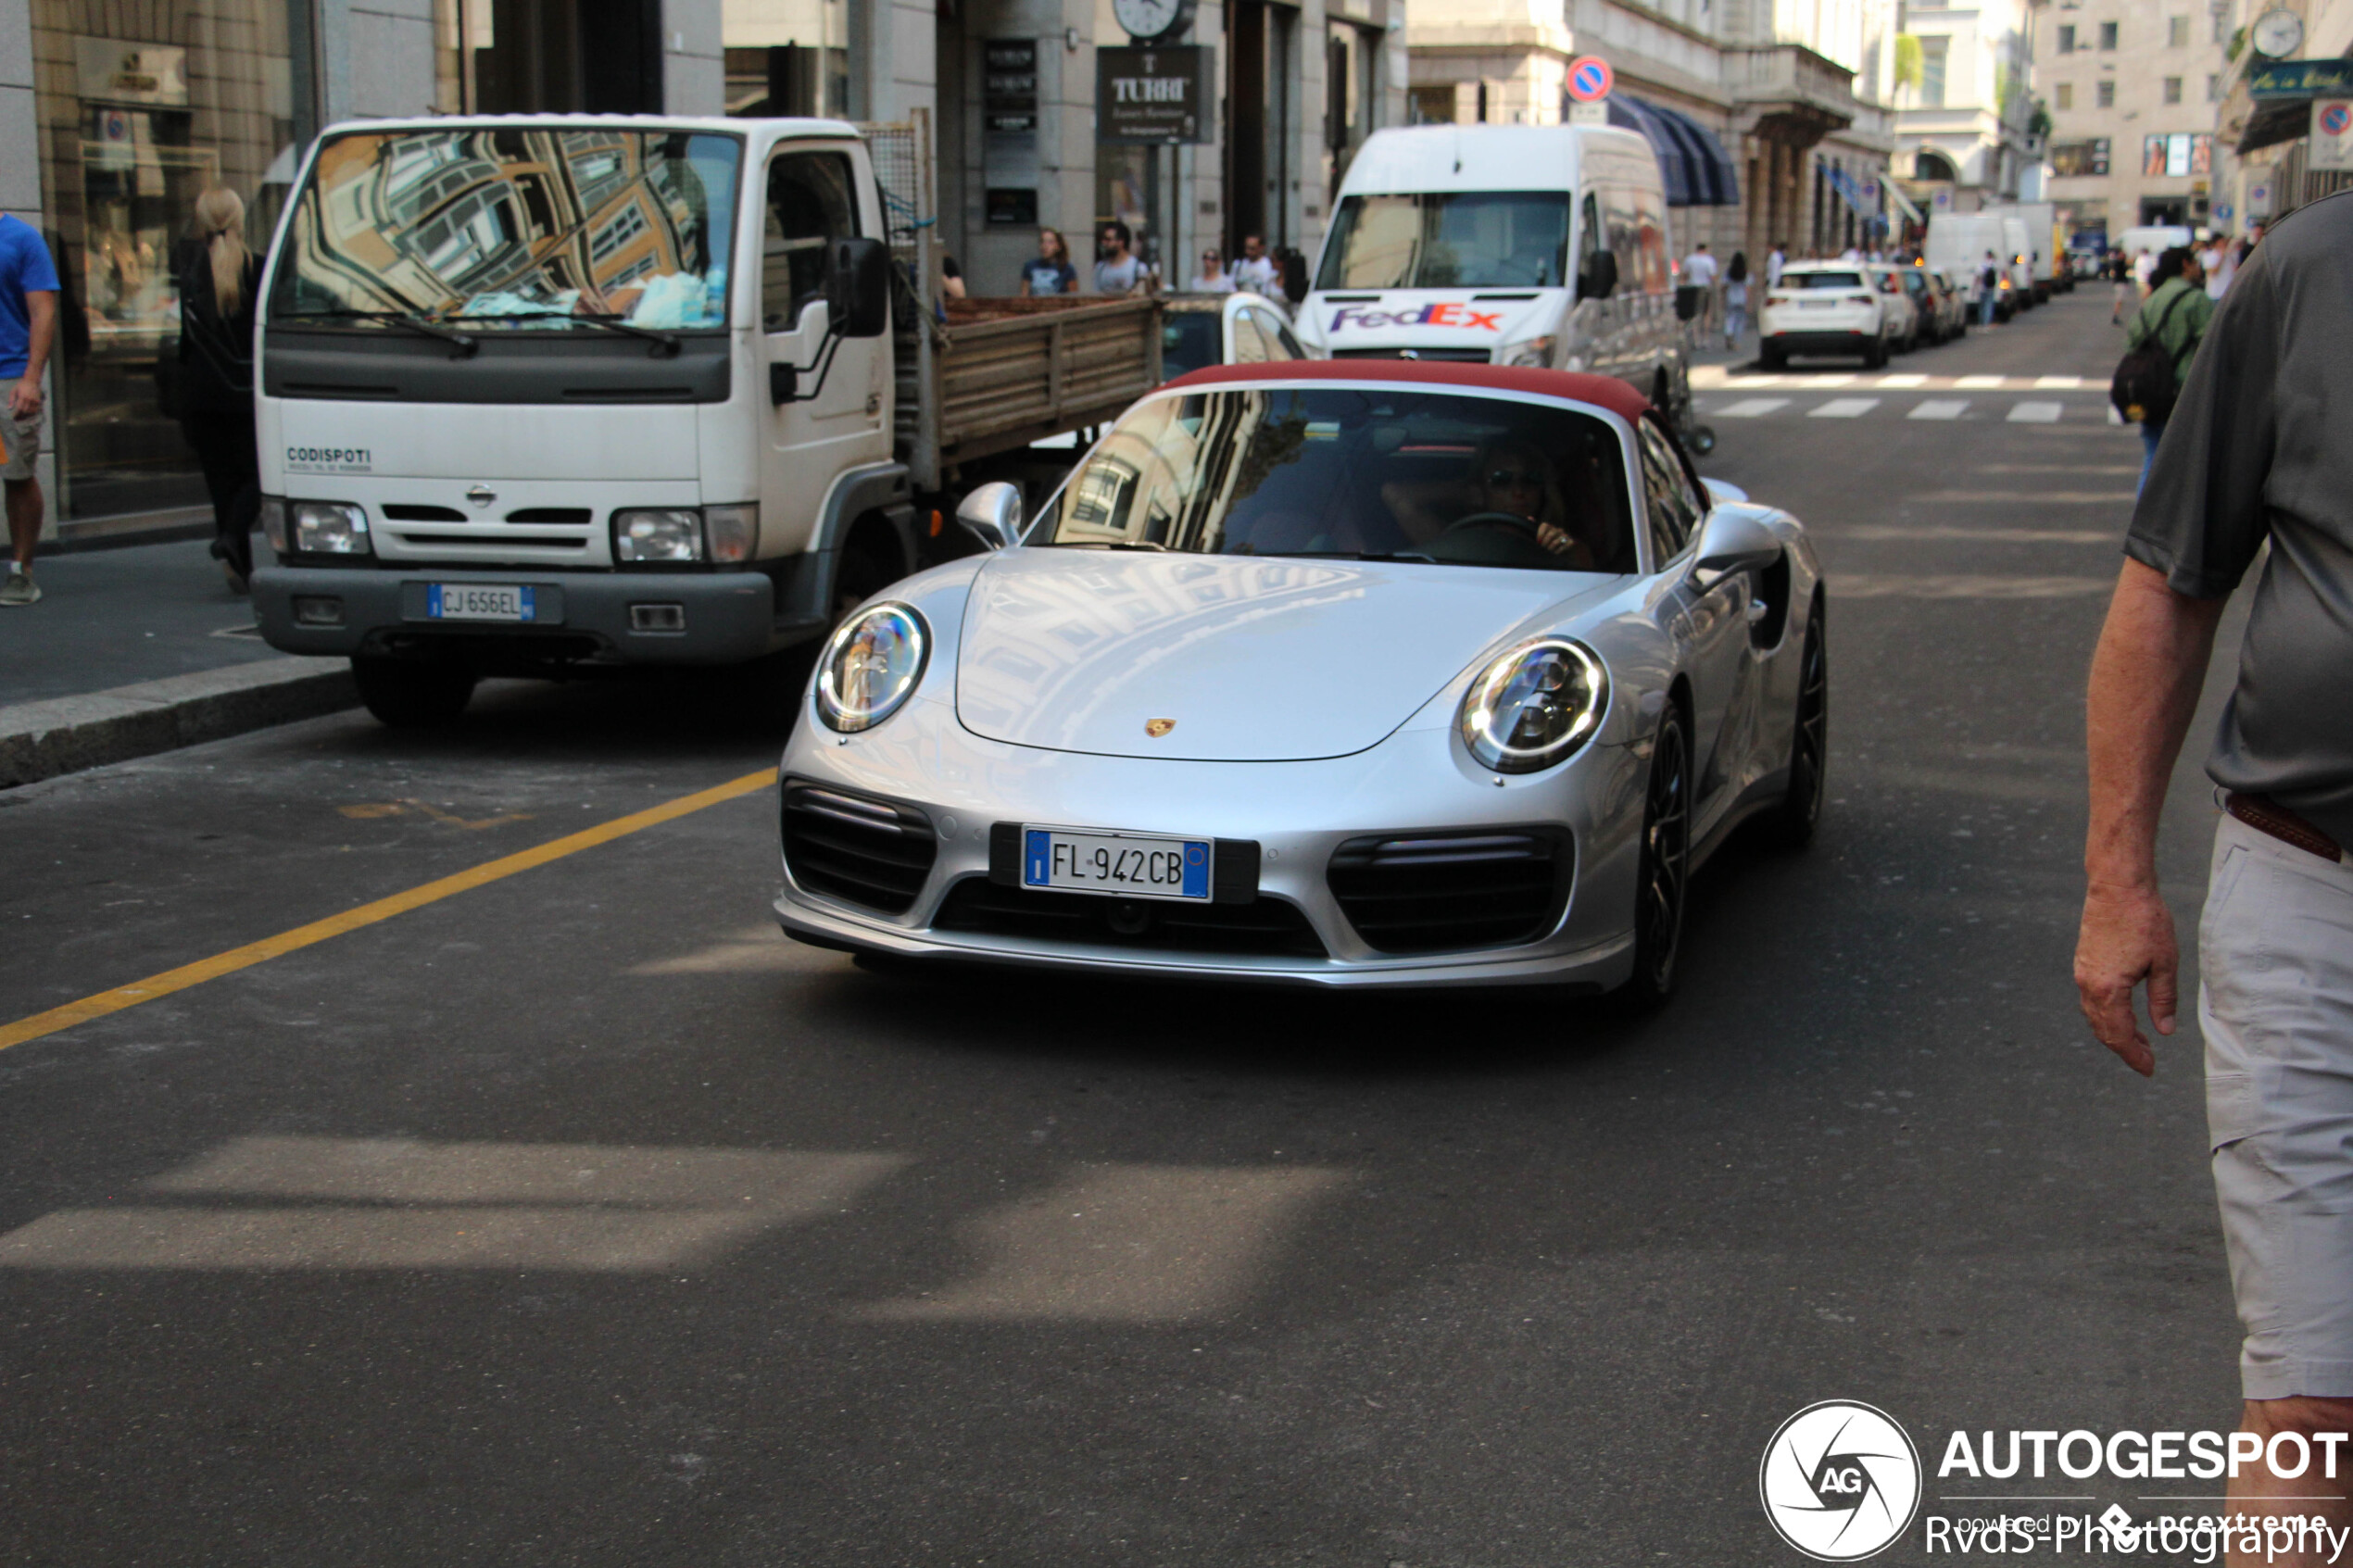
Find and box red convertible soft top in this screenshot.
[1161,358,1655,425]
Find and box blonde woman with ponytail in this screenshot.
[175,187,262,591]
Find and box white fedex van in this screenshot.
[1298,125,1693,435]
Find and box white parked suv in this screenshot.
[1758,262,1904,370]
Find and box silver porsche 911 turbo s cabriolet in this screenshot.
[774,360,1826,1001]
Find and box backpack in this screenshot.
[2110,288,2196,426]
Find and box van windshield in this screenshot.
[270,127,742,332]
[1315,193,1571,290]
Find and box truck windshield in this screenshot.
[270,127,742,332]
[1032,387,1637,573]
[1315,193,1571,290]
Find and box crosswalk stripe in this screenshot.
[1809,374,1857,388]
[1724,375,1786,388]
[2007,400,2066,423]
[1874,373,1929,388]
[2033,375,2085,389]
[1809,397,1881,419]
[1908,399,1970,420]
[1718,397,1791,418]
[1955,374,2006,389]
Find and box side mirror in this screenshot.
[824,237,890,339]
[1692,506,1782,580]
[1700,477,1749,507]
[956,481,1022,551]
[1577,250,1618,302]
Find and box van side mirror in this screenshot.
[825,238,890,339]
[1578,250,1618,302]
[956,482,1022,550]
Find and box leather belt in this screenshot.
[2225,791,2345,863]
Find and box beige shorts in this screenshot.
[0,406,40,483]
[2202,811,2353,1399]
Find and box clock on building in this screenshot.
[1113,0,1194,44]
[2251,7,2305,57]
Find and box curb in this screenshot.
[0,658,360,788]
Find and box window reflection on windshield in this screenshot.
[1315,193,1571,290]
[271,128,741,332]
[1036,388,1637,572]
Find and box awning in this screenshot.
[1608,94,1742,206]
[1883,179,1925,226]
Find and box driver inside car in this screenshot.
[1384,437,1595,568]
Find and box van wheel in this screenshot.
[352,657,474,727]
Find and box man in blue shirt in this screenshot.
[0,214,61,605]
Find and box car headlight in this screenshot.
[1502,335,1556,368]
[293,501,371,555]
[614,508,704,563]
[816,602,930,734]
[1457,638,1609,774]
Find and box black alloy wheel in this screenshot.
[1771,604,1829,847]
[1623,709,1692,1009]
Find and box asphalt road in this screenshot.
[0,289,2250,1567]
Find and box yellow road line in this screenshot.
[0,768,776,1054]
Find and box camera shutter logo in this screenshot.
[1758,1400,1921,1561]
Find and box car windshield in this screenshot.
[270,127,742,332]
[1315,193,1571,290]
[1032,387,1637,573]
[1785,270,1865,290]
[1161,311,1222,379]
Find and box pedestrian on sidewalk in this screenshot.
[1680,241,1718,334]
[1978,251,2001,327]
[0,211,59,607]
[173,186,261,593]
[2120,245,2212,493]
[1766,241,1786,289]
[2109,249,2133,323]
[2075,189,2353,1568]
[1017,229,1076,297]
[1722,251,1750,349]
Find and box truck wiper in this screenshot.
[283,307,478,356]
[445,309,682,357]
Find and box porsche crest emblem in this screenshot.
[1144,718,1176,738]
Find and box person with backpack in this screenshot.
[2115,246,2214,493]
[1978,251,2002,327]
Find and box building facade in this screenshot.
[2035,0,2232,243]
[1888,0,2038,219]
[2215,0,2353,233]
[1403,0,1902,270]
[0,0,1400,535]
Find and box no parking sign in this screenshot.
[2314,99,2353,169]
[1567,56,1614,102]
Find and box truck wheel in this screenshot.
[352,657,475,727]
[830,543,896,626]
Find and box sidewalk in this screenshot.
[0,538,358,786]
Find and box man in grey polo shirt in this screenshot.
[2076,194,2353,1560]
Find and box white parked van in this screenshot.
[1924,214,2020,321]
[1298,125,1693,434]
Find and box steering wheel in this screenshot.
[1446,510,1546,543]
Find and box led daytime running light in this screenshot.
[816,603,930,734]
[1458,638,1609,774]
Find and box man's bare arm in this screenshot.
[2075,557,2228,1074]
[12,291,55,418]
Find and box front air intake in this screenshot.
[781,783,938,915]
[1327,829,1573,954]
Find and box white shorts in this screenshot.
[2202,811,2353,1399]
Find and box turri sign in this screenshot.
[1097,46,1211,144]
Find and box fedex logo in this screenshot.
[1327,301,1506,332]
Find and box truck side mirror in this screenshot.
[955,482,1022,551]
[825,238,891,339]
[1578,250,1618,302]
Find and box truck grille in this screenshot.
[934,878,1327,959]
[1330,347,1496,363]
[782,783,938,915]
[1326,830,1572,954]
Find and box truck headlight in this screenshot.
[816,603,929,734]
[1501,335,1556,369]
[613,508,704,563]
[1458,638,1609,774]
[702,504,757,563]
[293,501,371,555]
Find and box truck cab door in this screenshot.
[758,147,888,549]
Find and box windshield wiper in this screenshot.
[444,310,682,357]
[283,307,478,356]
